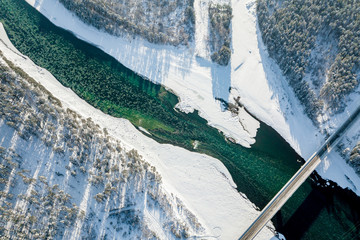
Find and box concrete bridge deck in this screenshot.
[239,105,360,240]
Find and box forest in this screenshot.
[59,0,195,46]
[1,0,360,238]
[257,0,360,121]
[349,141,360,174]
[0,53,202,238]
[209,2,232,66]
[0,0,321,218]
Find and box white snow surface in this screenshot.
[24,0,360,204]
[0,23,275,239]
[194,0,210,59]
[317,111,360,195]
[26,0,259,148]
[230,0,360,195]
[230,0,321,158]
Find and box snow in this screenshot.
[194,0,230,59]
[230,0,322,159]
[229,0,360,195]
[317,109,360,195]
[24,0,349,176]
[9,0,360,234]
[0,23,275,239]
[26,0,259,148]
[194,0,210,59]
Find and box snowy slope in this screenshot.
[194,0,210,59]
[230,0,320,158]
[317,112,360,194]
[24,0,360,197]
[26,0,360,196]
[229,0,360,195]
[24,0,360,202]
[0,23,275,240]
[0,39,206,239]
[25,0,259,149]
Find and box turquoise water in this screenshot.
[0,0,359,238]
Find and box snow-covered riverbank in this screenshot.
[25,0,360,196]
[0,22,275,239]
[230,0,360,195]
[26,0,259,149]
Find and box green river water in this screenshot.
[0,0,359,239]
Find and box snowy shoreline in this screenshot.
[0,22,275,239]
[25,0,260,149]
[230,0,360,195]
[24,0,360,196]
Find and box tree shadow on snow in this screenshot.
[196,56,231,110]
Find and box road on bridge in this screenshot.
[239,105,360,240]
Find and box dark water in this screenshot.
[255,123,360,239]
[0,0,359,239]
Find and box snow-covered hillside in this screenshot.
[0,45,204,239]
[0,23,275,239]
[25,0,360,196]
[26,0,260,149]
[58,0,195,46]
[229,0,360,194]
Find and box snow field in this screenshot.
[0,22,275,239]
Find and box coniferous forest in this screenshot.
[257,0,360,121]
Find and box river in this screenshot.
[0,0,359,238]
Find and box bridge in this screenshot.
[239,105,360,240]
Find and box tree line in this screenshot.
[257,0,360,122]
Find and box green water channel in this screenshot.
[0,0,359,238]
